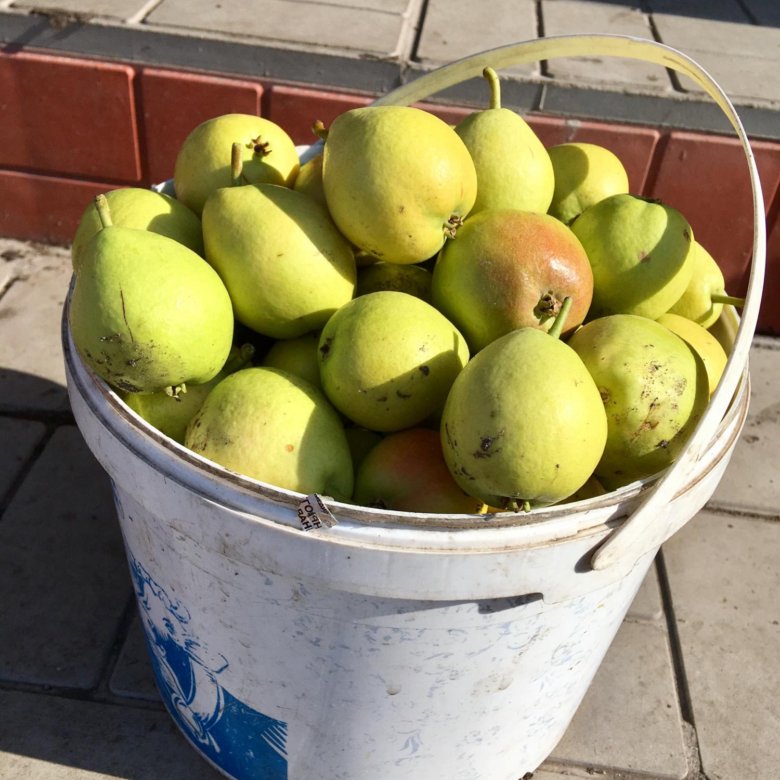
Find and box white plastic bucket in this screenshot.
[62,36,763,780]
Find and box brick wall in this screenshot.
[1,49,777,333]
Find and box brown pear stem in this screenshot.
[94,194,113,229]
[547,296,573,340]
[711,293,745,308]
[223,343,256,374]
[482,66,502,110]
[311,120,329,141]
[231,142,244,186]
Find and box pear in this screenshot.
[174,113,300,214]
[571,193,695,320]
[356,261,433,302]
[567,313,709,490]
[667,240,744,329]
[454,66,554,215]
[293,152,327,209]
[261,332,323,390]
[432,209,593,352]
[656,312,728,396]
[185,367,353,501]
[69,195,234,395]
[439,299,608,509]
[547,142,629,225]
[318,291,469,433]
[202,151,356,339]
[71,187,204,273]
[319,106,477,264]
[121,343,255,443]
[344,426,384,473]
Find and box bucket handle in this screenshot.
[366,34,766,571]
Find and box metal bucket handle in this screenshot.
[363,34,766,571]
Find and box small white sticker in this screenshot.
[296,494,338,531]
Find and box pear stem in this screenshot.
[94,194,113,229]
[311,120,329,141]
[482,66,502,110]
[223,343,256,374]
[547,296,573,340]
[711,293,745,308]
[231,142,244,186]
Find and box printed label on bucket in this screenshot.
[297,493,338,531]
[128,552,289,779]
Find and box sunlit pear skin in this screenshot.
[455,67,554,216]
[440,325,607,509]
[667,240,730,329]
[174,113,300,214]
[547,142,629,225]
[567,314,709,490]
[354,428,485,514]
[356,261,433,302]
[261,332,323,390]
[656,313,728,396]
[318,291,469,433]
[320,106,477,264]
[71,187,204,273]
[202,183,356,339]
[184,367,354,501]
[571,193,695,320]
[432,209,593,352]
[69,196,234,395]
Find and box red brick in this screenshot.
[757,206,780,335]
[648,132,780,299]
[139,68,264,185]
[0,51,141,182]
[0,170,121,245]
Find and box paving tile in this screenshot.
[625,560,664,622]
[0,51,141,181]
[146,0,418,58]
[547,619,689,778]
[0,238,73,413]
[0,688,220,779]
[541,0,669,91]
[0,417,47,502]
[0,426,129,688]
[646,0,751,23]
[648,131,780,299]
[109,612,161,702]
[415,0,539,77]
[743,0,780,26]
[139,68,263,185]
[709,337,780,515]
[663,509,780,780]
[12,0,151,21]
[0,169,109,246]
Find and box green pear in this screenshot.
[293,153,327,209]
[69,195,234,395]
[319,106,477,264]
[547,142,629,225]
[571,193,695,320]
[121,343,255,443]
[356,261,433,302]
[261,332,322,390]
[667,240,743,329]
[353,428,485,514]
[439,300,608,509]
[344,426,384,473]
[567,313,709,490]
[71,187,204,273]
[202,164,356,339]
[174,113,300,214]
[454,66,554,215]
[185,367,353,501]
[432,209,593,352]
[318,291,469,433]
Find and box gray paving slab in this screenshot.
[109,612,161,702]
[146,0,423,59]
[0,425,130,689]
[663,509,780,780]
[709,337,780,516]
[646,0,751,24]
[743,0,780,26]
[546,619,689,778]
[11,0,151,22]
[0,688,221,779]
[625,560,664,622]
[0,417,47,502]
[0,239,72,414]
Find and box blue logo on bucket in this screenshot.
[129,554,288,779]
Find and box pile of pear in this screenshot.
[68,66,741,515]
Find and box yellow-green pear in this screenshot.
[320,106,477,264]
[318,291,469,432]
[547,142,629,225]
[69,195,234,395]
[185,367,353,501]
[454,67,554,215]
[71,187,204,273]
[293,153,327,209]
[174,113,299,214]
[571,193,695,320]
[356,261,433,302]
[262,333,323,390]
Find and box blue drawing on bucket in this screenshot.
[128,553,288,780]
